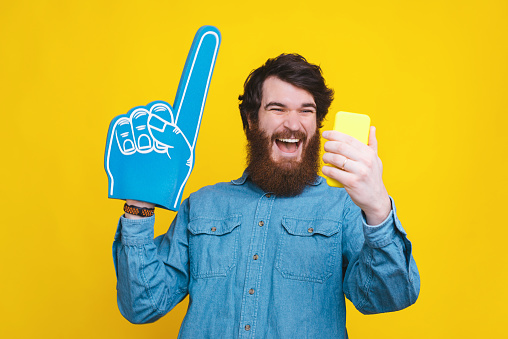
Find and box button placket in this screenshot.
[238,193,274,338]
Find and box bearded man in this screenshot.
[113,54,420,338]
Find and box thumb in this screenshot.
[368,126,378,153]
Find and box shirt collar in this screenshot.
[309,175,323,186]
[231,170,249,185]
[231,170,323,186]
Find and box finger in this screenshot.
[322,165,355,186]
[323,140,362,161]
[368,126,378,153]
[105,115,133,195]
[114,117,137,155]
[147,103,178,146]
[322,130,365,148]
[173,26,221,150]
[130,108,153,153]
[147,102,174,153]
[150,101,174,125]
[322,152,358,172]
[148,114,184,148]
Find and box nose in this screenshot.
[282,110,301,132]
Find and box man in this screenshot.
[113,54,420,338]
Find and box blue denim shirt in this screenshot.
[113,172,420,338]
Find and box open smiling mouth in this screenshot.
[275,138,301,153]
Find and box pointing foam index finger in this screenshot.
[173,26,221,150]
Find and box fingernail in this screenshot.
[322,131,329,138]
[148,115,167,132]
[123,139,135,152]
[137,135,151,149]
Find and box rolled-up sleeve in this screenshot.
[342,196,420,314]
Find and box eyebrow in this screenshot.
[264,102,317,110]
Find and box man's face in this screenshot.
[253,76,318,167]
[245,76,321,196]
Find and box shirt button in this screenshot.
[245,325,251,331]
[258,221,264,227]
[266,194,271,198]
[308,227,314,233]
[253,254,259,260]
[211,227,217,232]
[249,288,255,295]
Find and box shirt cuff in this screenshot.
[361,197,401,248]
[114,215,155,246]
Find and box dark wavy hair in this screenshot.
[238,53,334,131]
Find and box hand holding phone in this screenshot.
[322,112,391,224]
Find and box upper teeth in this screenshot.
[278,138,299,143]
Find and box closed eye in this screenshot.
[300,109,316,115]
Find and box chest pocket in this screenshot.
[187,215,242,279]
[276,217,340,283]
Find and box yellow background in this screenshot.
[1,0,507,337]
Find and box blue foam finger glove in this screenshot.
[104,26,221,210]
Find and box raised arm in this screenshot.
[113,199,191,323]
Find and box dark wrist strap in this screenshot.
[124,203,155,217]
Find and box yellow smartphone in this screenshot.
[325,111,371,188]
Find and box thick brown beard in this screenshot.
[245,124,321,197]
